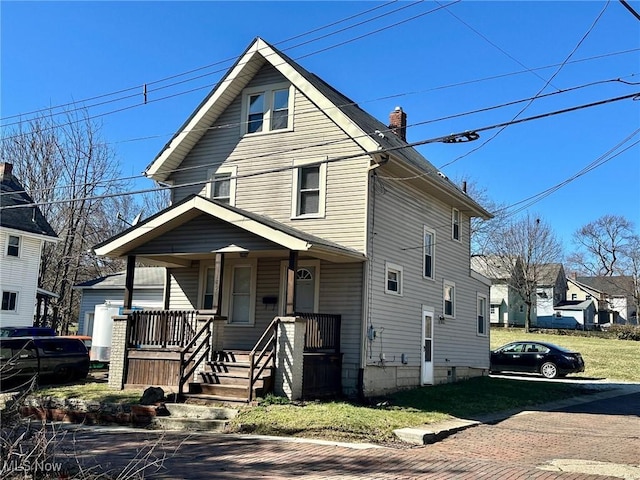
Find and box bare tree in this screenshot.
[489,214,563,332]
[567,214,635,276]
[0,109,134,332]
[456,176,508,258]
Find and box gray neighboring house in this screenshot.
[73,267,166,336]
[567,276,637,325]
[1,162,59,328]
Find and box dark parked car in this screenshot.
[0,336,90,387]
[0,326,56,337]
[490,341,585,379]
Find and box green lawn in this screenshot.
[27,329,638,444]
[490,328,640,382]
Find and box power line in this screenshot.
[0,0,415,124]
[2,77,634,199]
[3,91,637,211]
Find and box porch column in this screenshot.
[108,315,130,389]
[285,250,298,315]
[123,255,136,310]
[212,253,225,315]
[274,316,305,400]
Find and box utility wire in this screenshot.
[3,91,637,210]
[2,77,635,198]
[0,1,401,123]
[438,0,611,169]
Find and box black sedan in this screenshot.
[490,341,585,379]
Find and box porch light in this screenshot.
[214,244,249,256]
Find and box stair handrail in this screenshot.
[178,318,213,397]
[248,317,280,402]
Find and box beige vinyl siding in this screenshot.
[317,261,363,395]
[366,175,489,378]
[0,233,45,327]
[130,215,280,256]
[168,64,370,252]
[168,266,200,310]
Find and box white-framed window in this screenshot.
[385,262,403,296]
[452,208,460,241]
[1,291,18,312]
[423,227,435,279]
[207,165,237,206]
[291,162,326,219]
[477,294,487,336]
[443,280,455,317]
[241,83,294,135]
[6,235,20,257]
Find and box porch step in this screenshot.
[187,349,274,404]
[151,403,238,432]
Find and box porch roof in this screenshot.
[93,195,366,264]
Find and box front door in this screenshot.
[280,260,319,315]
[421,307,434,385]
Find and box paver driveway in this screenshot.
[30,389,639,480]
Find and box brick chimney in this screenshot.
[388,106,407,142]
[0,162,13,179]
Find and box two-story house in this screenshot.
[93,38,493,401]
[471,255,531,327]
[568,275,637,325]
[0,162,59,328]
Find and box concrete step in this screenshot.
[164,403,237,420]
[182,393,253,406]
[152,417,229,432]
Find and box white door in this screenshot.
[295,266,316,313]
[421,307,434,385]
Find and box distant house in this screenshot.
[544,300,597,329]
[533,263,569,327]
[0,162,59,328]
[567,276,637,325]
[92,37,493,401]
[471,256,530,327]
[73,267,166,336]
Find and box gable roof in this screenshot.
[92,194,366,264]
[144,37,491,219]
[536,263,566,286]
[0,163,58,239]
[73,267,166,290]
[575,276,635,296]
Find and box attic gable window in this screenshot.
[242,83,293,135]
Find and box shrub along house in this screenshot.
[93,37,493,403]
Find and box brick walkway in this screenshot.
[11,391,640,479]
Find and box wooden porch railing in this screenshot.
[128,310,199,348]
[296,313,341,353]
[178,318,213,397]
[248,317,280,402]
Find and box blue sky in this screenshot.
[2,1,639,253]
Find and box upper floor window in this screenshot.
[242,83,293,135]
[385,262,403,296]
[571,293,577,300]
[452,208,460,241]
[207,165,237,206]
[443,280,455,317]
[1,291,18,312]
[7,235,20,257]
[291,162,326,219]
[477,294,487,336]
[423,227,435,279]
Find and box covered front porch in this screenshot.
[93,195,365,402]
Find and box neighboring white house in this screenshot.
[73,267,167,336]
[567,276,637,325]
[0,163,59,328]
